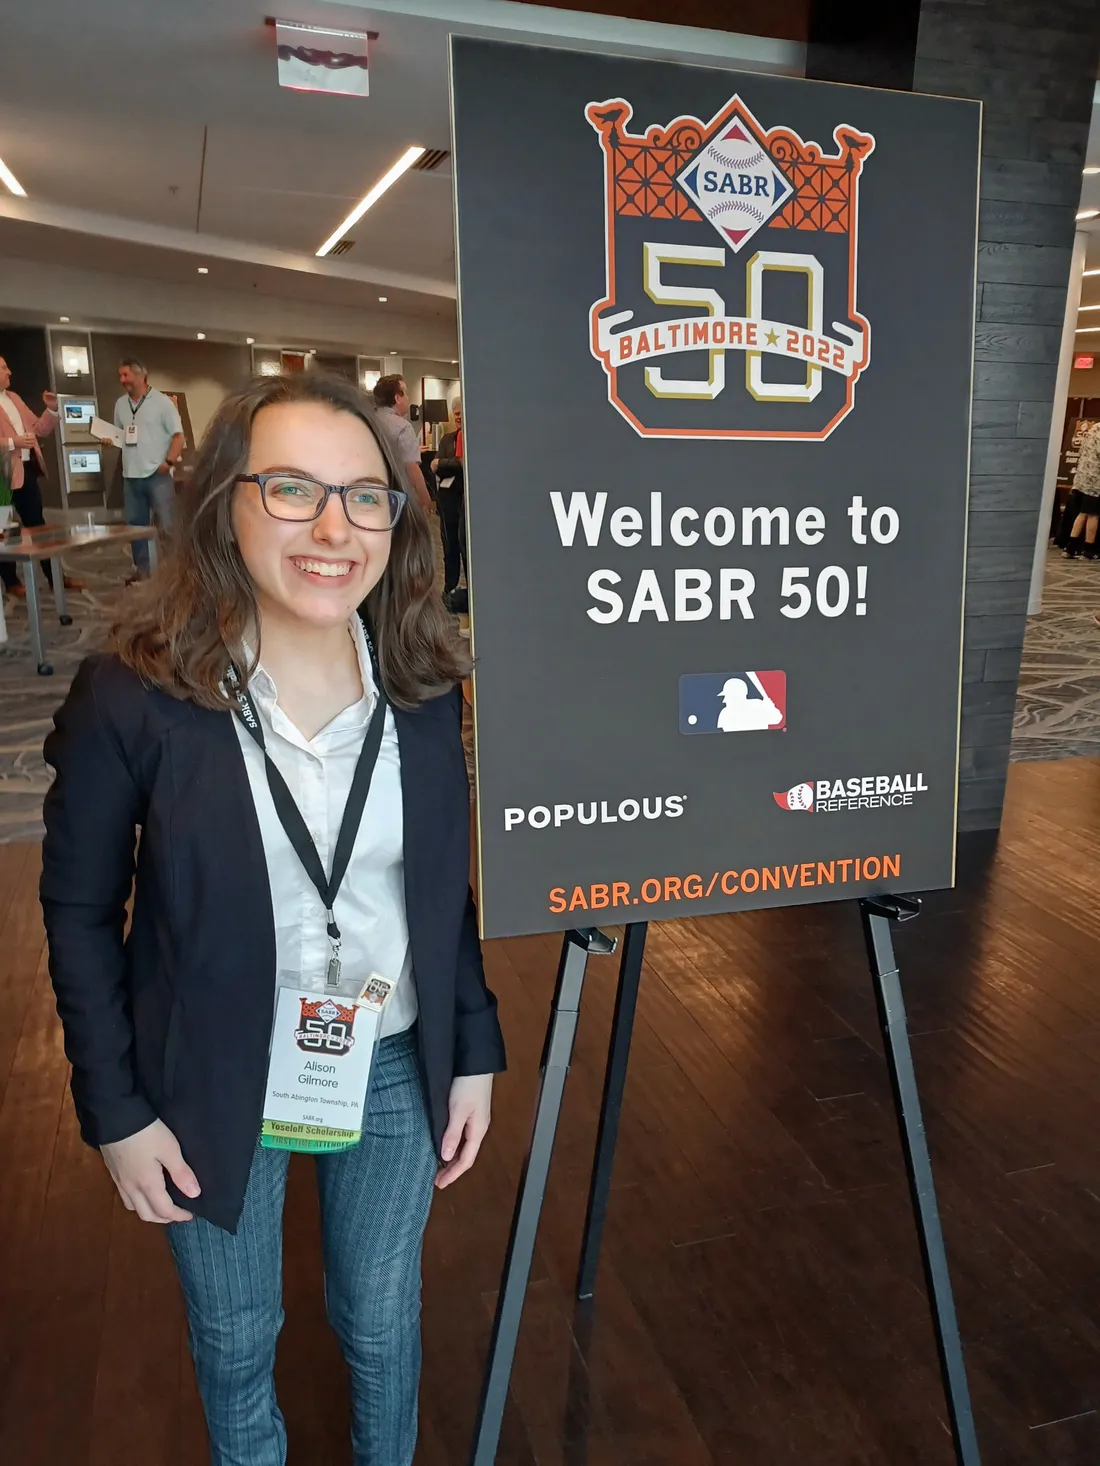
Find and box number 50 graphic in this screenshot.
[642,243,828,404]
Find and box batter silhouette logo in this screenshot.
[586,94,875,440]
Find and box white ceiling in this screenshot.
[1,0,1097,352]
[0,0,799,355]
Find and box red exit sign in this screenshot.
[1075,354,1095,369]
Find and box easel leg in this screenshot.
[576,920,647,1300]
[469,927,616,1466]
[860,896,982,1465]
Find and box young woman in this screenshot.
[41,371,505,1466]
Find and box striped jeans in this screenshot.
[167,1029,436,1466]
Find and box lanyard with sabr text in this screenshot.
[229,652,388,990]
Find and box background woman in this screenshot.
[40,371,505,1466]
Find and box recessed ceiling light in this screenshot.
[246,337,255,344]
[1077,210,1100,221]
[316,145,427,257]
[378,296,388,302]
[197,266,209,274]
[197,332,206,340]
[59,316,70,323]
[0,156,26,196]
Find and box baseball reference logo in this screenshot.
[775,773,929,813]
[295,997,357,1056]
[586,94,875,440]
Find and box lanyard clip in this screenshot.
[325,911,342,990]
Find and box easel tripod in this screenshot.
[469,897,982,1465]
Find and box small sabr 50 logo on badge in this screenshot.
[586,94,874,440]
[295,997,357,1056]
[680,671,786,734]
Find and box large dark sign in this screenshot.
[451,39,980,940]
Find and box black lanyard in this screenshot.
[229,646,388,989]
[128,391,149,419]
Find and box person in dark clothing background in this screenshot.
[431,396,466,612]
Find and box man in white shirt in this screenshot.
[0,356,82,597]
[372,375,430,512]
[99,357,185,580]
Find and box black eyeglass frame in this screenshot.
[237,473,408,531]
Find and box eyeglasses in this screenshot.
[238,474,407,531]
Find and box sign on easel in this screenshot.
[452,40,979,942]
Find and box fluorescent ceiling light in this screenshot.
[198,266,209,274]
[378,296,388,302]
[0,156,25,196]
[1086,167,1100,175]
[1076,326,1100,333]
[316,145,426,257]
[59,316,69,323]
[1080,304,1100,311]
[1078,210,1100,221]
[197,332,206,340]
[246,337,255,344]
[1087,269,1100,276]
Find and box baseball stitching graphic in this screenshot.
[710,146,767,170]
[710,200,769,222]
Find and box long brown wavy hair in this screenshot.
[112,371,470,709]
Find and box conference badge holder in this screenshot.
[261,973,395,1154]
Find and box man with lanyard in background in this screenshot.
[0,356,83,599]
[100,357,185,582]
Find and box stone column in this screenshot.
[809,0,1100,829]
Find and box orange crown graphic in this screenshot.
[585,95,874,236]
[299,997,356,1025]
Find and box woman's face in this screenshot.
[233,401,393,633]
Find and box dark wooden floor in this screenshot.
[3,759,1100,1463]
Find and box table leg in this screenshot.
[51,558,72,625]
[148,536,158,572]
[23,564,52,675]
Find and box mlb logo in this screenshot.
[679,671,787,735]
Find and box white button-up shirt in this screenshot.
[232,615,419,1039]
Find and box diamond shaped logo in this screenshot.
[677,108,793,251]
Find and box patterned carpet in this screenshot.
[1012,547,1100,761]
[0,542,132,843]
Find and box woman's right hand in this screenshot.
[100,1118,202,1223]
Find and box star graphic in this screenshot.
[765,329,780,346]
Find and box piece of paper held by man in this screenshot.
[91,416,124,448]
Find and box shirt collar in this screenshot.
[245,613,378,739]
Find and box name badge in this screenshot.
[124,422,139,446]
[261,974,395,1153]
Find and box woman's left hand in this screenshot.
[436,1073,493,1189]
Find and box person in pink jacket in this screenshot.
[0,356,81,595]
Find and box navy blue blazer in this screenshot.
[40,652,506,1232]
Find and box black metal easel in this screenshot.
[468,926,616,1466]
[860,894,981,1464]
[469,898,982,1466]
